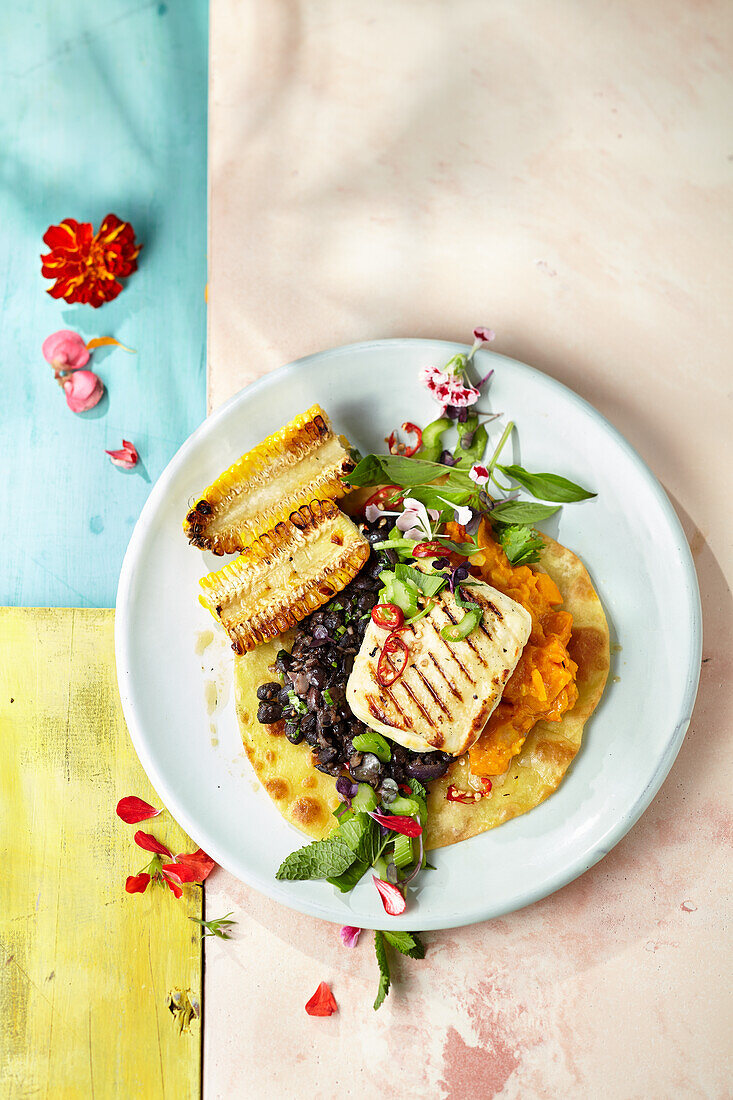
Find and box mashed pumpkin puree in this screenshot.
[450,519,579,776]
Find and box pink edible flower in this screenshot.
[42,329,90,370]
[63,369,104,413]
[106,439,138,469]
[340,925,362,948]
[419,364,480,412]
[469,464,490,486]
[472,326,495,345]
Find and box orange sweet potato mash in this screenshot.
[449,519,579,776]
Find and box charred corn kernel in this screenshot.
[199,499,370,653]
[184,404,356,554]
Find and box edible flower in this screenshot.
[126,832,215,899]
[373,876,407,916]
[116,795,162,823]
[472,326,495,345]
[419,363,480,412]
[340,925,362,948]
[469,463,490,486]
[395,497,440,541]
[41,214,141,307]
[106,439,138,469]
[42,329,90,370]
[62,369,105,413]
[305,981,338,1017]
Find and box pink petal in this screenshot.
[340,925,362,948]
[373,876,406,915]
[368,811,422,837]
[63,370,104,413]
[42,329,90,370]
[105,439,138,469]
[472,326,495,343]
[365,504,383,523]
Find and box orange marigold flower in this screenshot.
[41,214,141,308]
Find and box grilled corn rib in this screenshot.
[199,499,370,654]
[184,404,356,554]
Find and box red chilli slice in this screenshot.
[305,981,338,1017]
[133,830,172,857]
[411,541,443,558]
[364,485,404,511]
[376,631,409,687]
[373,876,406,916]
[116,796,161,824]
[371,602,404,630]
[401,422,423,457]
[368,811,422,837]
[446,778,492,804]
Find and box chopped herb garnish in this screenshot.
[189,912,236,939]
[322,688,334,706]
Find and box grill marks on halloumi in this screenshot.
[346,581,532,756]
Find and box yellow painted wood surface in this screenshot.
[0,609,202,1100]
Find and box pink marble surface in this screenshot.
[206,2,732,1095]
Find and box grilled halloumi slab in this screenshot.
[346,581,532,755]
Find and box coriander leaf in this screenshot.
[490,501,561,525]
[384,931,426,960]
[374,930,391,1010]
[327,858,369,892]
[496,524,544,565]
[276,836,356,881]
[497,464,596,502]
[407,778,428,801]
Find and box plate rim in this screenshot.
[115,338,702,930]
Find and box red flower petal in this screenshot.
[174,848,215,882]
[161,863,198,884]
[305,981,338,1017]
[125,873,150,894]
[373,876,406,916]
[116,796,161,824]
[162,874,183,899]
[367,811,422,837]
[134,830,171,857]
[105,439,138,469]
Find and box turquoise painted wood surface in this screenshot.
[0,0,207,608]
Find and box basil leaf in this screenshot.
[275,836,356,881]
[497,464,596,502]
[490,501,561,525]
[346,454,476,490]
[496,524,544,565]
[327,858,369,893]
[384,931,426,960]
[407,485,475,512]
[374,930,391,1010]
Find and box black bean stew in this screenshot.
[255,519,452,790]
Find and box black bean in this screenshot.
[257,702,283,724]
[256,681,281,702]
[307,665,327,688]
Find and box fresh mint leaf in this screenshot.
[327,858,369,892]
[374,930,391,1010]
[497,464,596,502]
[384,931,426,960]
[407,778,428,801]
[337,812,382,865]
[490,501,561,525]
[496,524,544,565]
[276,836,356,881]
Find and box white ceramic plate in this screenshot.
[115,340,701,931]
